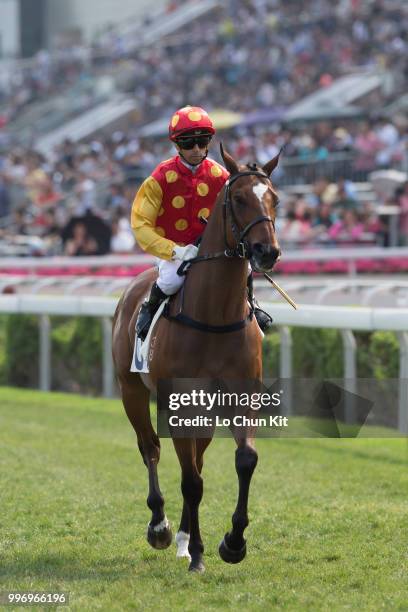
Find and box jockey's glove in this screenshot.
[172,244,198,262]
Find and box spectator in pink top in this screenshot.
[353,122,382,173]
[328,210,365,243]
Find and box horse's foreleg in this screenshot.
[174,439,205,572]
[219,435,258,564]
[175,437,212,561]
[120,377,172,550]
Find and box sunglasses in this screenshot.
[176,135,212,150]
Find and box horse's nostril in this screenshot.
[252,243,264,254]
[253,244,280,257]
[252,244,280,268]
[272,247,281,260]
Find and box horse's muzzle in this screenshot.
[250,243,281,272]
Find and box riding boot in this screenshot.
[247,273,273,333]
[136,282,167,341]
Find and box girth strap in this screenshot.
[163,302,253,333]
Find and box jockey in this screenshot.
[131,105,273,340]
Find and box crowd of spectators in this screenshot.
[225,117,406,181]
[126,0,406,118]
[277,179,384,247]
[0,0,406,126]
[0,0,405,177]
[0,141,137,256]
[0,0,407,255]
[0,130,406,256]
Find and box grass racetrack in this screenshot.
[1,387,407,611]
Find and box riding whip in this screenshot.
[263,273,298,310]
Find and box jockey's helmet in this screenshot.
[169,106,215,141]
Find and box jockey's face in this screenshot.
[175,133,212,165]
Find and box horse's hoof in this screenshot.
[218,534,247,564]
[147,521,173,550]
[188,558,205,573]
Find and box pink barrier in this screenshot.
[275,257,408,275]
[1,259,408,277]
[0,264,151,277]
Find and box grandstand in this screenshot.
[0,0,406,259]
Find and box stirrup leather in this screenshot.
[136,283,166,341]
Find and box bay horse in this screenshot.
[112,145,281,572]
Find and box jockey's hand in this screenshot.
[172,244,198,262]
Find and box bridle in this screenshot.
[177,164,276,275]
[223,164,276,260]
[163,165,277,333]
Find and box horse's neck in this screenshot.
[184,199,248,324]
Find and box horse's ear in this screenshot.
[263,147,284,177]
[220,142,239,175]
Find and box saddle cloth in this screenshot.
[130,298,169,373]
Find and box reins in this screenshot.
[176,166,274,274]
[163,166,275,333]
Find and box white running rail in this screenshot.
[0,294,407,433]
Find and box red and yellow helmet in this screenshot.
[169,106,215,141]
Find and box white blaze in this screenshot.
[253,183,268,202]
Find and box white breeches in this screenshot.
[156,258,252,296]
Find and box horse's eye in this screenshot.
[274,198,280,209]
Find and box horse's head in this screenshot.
[220,144,281,273]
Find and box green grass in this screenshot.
[0,387,407,611]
